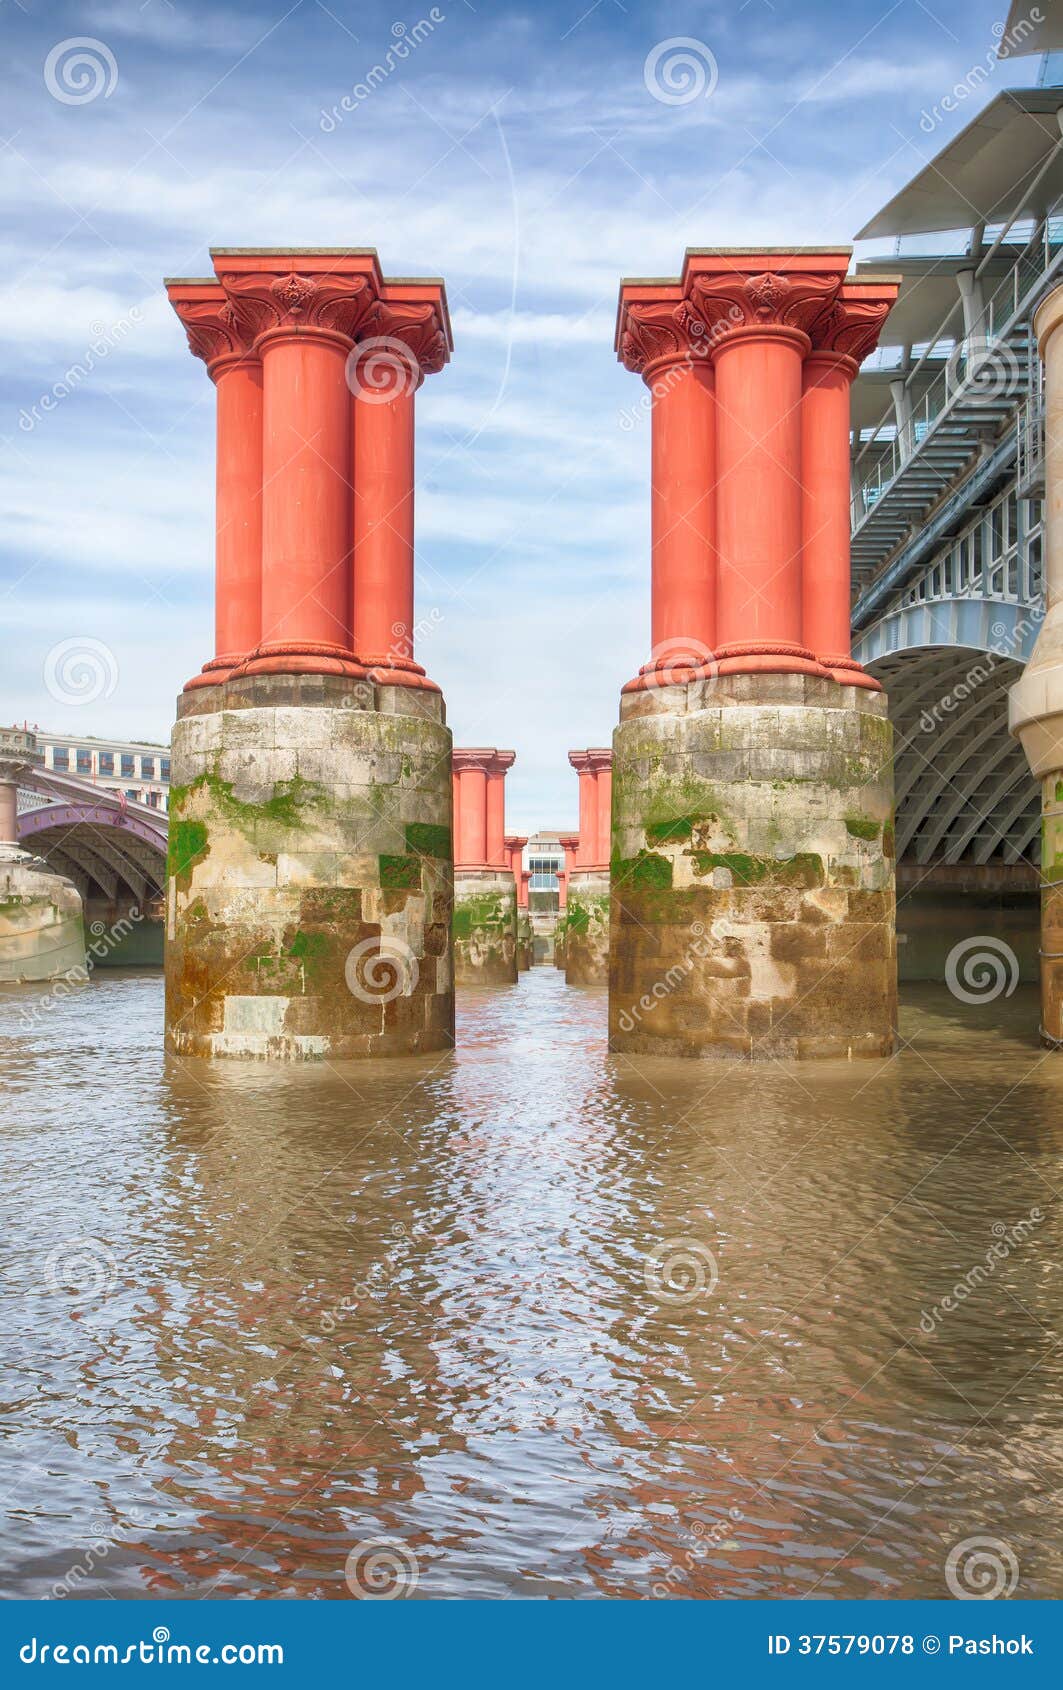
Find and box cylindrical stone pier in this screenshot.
[1010,281,1063,1045]
[612,249,900,1057]
[164,250,455,1058]
[452,747,518,984]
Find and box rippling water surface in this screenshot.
[1,966,1061,1600]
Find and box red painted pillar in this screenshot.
[258,327,351,654]
[616,256,898,685]
[166,281,263,688]
[506,835,528,905]
[591,751,613,869]
[349,293,448,687]
[650,362,715,661]
[453,748,492,867]
[213,356,263,668]
[352,382,416,673]
[713,325,809,656]
[801,351,858,674]
[801,282,899,689]
[569,752,597,867]
[486,751,515,867]
[558,833,579,909]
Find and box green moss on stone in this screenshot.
[170,770,327,838]
[405,822,451,859]
[844,815,881,842]
[645,815,697,845]
[379,854,421,890]
[168,818,209,881]
[614,851,673,892]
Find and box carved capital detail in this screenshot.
[358,300,448,379]
[171,293,257,369]
[807,295,895,364]
[620,301,685,375]
[217,269,375,344]
[686,270,842,343]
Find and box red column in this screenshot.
[801,281,899,690]
[486,751,515,867]
[569,752,597,867]
[558,834,579,909]
[453,748,494,867]
[257,327,351,655]
[349,294,448,689]
[506,835,528,905]
[213,356,263,668]
[801,351,859,675]
[616,255,899,685]
[650,362,715,660]
[590,751,613,869]
[352,381,415,672]
[166,281,263,689]
[713,325,812,660]
[617,295,715,691]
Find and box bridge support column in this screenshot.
[1010,282,1063,1045]
[452,749,518,984]
[564,750,612,985]
[611,250,900,1057]
[164,251,455,1058]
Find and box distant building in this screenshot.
[32,729,172,811]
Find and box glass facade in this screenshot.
[51,747,68,771]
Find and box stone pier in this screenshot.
[164,249,455,1058]
[0,728,85,985]
[1010,281,1063,1044]
[505,835,532,969]
[452,748,518,984]
[564,749,612,985]
[611,249,900,1058]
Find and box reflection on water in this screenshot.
[1,967,1061,1600]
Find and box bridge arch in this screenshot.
[853,598,1040,866]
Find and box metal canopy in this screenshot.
[853,250,1024,348]
[856,90,1063,240]
[1001,5,1063,55]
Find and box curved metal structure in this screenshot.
[855,603,1040,866]
[15,766,166,905]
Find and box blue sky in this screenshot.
[0,0,1038,830]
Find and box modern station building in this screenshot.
[848,38,1063,978]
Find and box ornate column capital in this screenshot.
[489,750,516,776]
[165,280,258,379]
[618,293,703,383]
[210,250,383,352]
[453,747,498,777]
[350,291,450,394]
[806,276,901,372]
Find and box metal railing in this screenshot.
[883,483,1043,617]
[851,207,1063,525]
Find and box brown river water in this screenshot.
[1,966,1061,1601]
